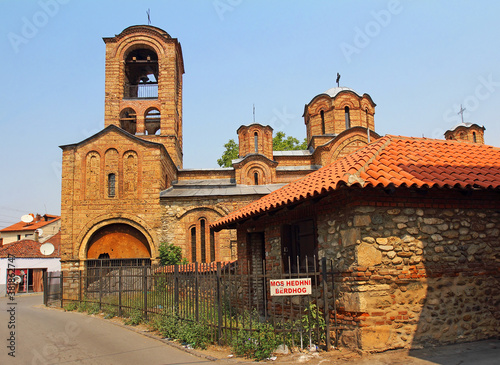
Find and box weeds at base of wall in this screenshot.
[148,311,214,350]
[61,301,327,360]
[232,321,279,361]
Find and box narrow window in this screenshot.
[254,172,259,185]
[254,132,258,153]
[473,132,477,143]
[191,227,197,263]
[200,219,206,263]
[108,173,116,197]
[345,106,350,129]
[365,108,368,127]
[320,110,325,134]
[210,230,215,262]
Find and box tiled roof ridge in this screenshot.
[345,136,393,187]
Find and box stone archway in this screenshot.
[87,223,151,259]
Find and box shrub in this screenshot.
[103,304,118,319]
[124,308,143,325]
[158,242,184,265]
[150,311,179,339]
[63,302,78,311]
[232,320,278,360]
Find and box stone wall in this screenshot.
[317,196,500,351]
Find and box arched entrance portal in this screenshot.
[87,223,151,259]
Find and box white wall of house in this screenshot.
[0,257,61,296]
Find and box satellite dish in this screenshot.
[35,228,43,237]
[40,242,55,256]
[21,214,34,223]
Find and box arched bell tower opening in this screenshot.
[123,47,158,99]
[119,108,137,134]
[86,223,151,264]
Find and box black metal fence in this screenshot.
[44,258,339,350]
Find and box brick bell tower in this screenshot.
[103,25,185,168]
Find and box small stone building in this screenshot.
[59,25,382,275]
[212,136,500,351]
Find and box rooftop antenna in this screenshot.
[336,72,341,87]
[253,104,255,123]
[457,104,466,124]
[146,8,151,25]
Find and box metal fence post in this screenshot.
[322,257,331,350]
[60,272,63,308]
[143,266,148,320]
[43,272,48,306]
[118,266,122,317]
[79,270,82,304]
[217,262,222,345]
[99,264,103,309]
[174,264,179,316]
[195,263,199,322]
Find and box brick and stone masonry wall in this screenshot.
[233,188,499,352]
[317,201,500,351]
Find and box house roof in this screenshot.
[212,135,500,229]
[0,232,61,258]
[0,214,60,233]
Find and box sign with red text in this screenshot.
[269,278,312,296]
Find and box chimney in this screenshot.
[34,230,39,242]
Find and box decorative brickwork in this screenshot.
[445,123,485,144]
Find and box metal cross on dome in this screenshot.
[147,9,151,25]
[336,73,341,87]
[457,104,466,124]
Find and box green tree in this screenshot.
[158,242,186,265]
[217,139,239,167]
[217,132,306,167]
[272,131,308,151]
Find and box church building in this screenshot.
[59,25,485,276]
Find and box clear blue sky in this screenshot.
[1,0,499,229]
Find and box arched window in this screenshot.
[473,132,477,143]
[108,173,116,198]
[210,230,215,262]
[254,132,259,153]
[191,227,197,262]
[254,172,259,185]
[320,110,325,134]
[119,108,137,134]
[345,106,351,129]
[144,108,161,135]
[200,219,206,263]
[365,108,369,127]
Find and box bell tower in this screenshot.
[103,25,185,168]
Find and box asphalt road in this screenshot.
[0,294,213,365]
[1,293,498,364]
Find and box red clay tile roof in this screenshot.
[0,214,60,233]
[0,232,61,258]
[212,136,500,229]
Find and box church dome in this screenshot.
[323,87,362,98]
